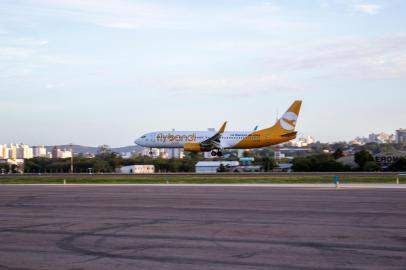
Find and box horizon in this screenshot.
[1,0,406,146]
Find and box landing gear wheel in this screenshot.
[217,151,223,157]
[211,151,217,156]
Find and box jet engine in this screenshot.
[183,143,202,152]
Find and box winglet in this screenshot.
[218,121,227,134]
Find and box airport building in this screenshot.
[116,165,155,174]
[195,161,239,173]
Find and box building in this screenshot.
[274,146,285,160]
[33,145,47,157]
[167,148,185,159]
[16,144,33,159]
[51,147,72,159]
[289,135,315,147]
[368,132,395,144]
[141,147,184,159]
[350,136,368,145]
[272,163,293,172]
[195,161,239,173]
[0,144,9,159]
[8,144,17,160]
[396,129,406,143]
[0,159,25,173]
[116,165,155,174]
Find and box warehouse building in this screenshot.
[116,165,155,174]
[195,161,239,173]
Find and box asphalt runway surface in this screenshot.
[0,186,405,270]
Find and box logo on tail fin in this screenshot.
[279,111,297,131]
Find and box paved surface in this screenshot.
[4,183,406,188]
[0,186,405,270]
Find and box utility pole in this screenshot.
[70,143,74,174]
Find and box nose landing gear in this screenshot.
[211,150,223,157]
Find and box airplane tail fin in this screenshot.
[267,100,302,135]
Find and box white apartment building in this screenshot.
[33,145,47,157]
[290,136,315,147]
[16,144,33,159]
[368,132,395,144]
[51,147,72,159]
[8,144,17,160]
[396,129,406,143]
[167,148,185,159]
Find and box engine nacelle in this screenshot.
[183,143,202,152]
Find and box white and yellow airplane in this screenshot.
[135,100,302,156]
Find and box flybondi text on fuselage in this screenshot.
[156,133,196,143]
[135,100,302,157]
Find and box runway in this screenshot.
[0,186,405,270]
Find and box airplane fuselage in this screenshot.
[135,130,293,149]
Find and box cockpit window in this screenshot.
[141,135,146,138]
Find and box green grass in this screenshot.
[0,175,405,184]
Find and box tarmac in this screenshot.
[0,185,405,270]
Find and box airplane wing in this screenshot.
[200,121,227,150]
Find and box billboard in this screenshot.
[374,151,406,167]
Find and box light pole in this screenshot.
[70,143,74,174]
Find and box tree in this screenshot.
[292,154,349,172]
[363,161,379,172]
[354,150,375,169]
[261,157,276,172]
[217,163,226,172]
[97,145,111,155]
[332,149,344,160]
[242,150,254,157]
[388,157,406,171]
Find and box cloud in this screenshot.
[264,33,406,80]
[15,0,183,30]
[354,4,381,15]
[2,0,310,33]
[167,74,299,97]
[45,82,64,89]
[0,47,34,57]
[15,38,49,46]
[99,22,138,29]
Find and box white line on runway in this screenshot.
[1,184,406,189]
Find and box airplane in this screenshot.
[135,100,302,157]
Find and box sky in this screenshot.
[1,0,406,146]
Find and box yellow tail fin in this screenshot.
[269,100,302,134]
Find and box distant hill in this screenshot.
[45,144,144,155]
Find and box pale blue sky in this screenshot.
[1,0,405,146]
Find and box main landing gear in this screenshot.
[211,150,223,157]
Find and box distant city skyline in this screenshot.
[1,0,406,146]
